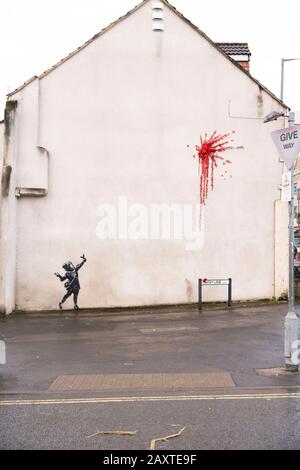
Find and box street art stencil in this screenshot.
[188,131,244,220]
[55,254,87,311]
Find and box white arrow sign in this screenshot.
[271,125,300,170]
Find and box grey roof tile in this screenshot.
[216,43,251,56]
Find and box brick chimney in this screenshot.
[216,43,251,72]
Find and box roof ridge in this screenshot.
[7,0,286,108]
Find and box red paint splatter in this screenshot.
[191,131,244,208]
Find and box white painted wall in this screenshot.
[0,121,4,313]
[0,104,18,314]
[0,122,3,196]
[1,1,288,311]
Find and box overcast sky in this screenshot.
[1,0,300,120]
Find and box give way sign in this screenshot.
[271,125,300,170]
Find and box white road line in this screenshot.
[1,391,300,406]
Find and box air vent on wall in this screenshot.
[152,1,164,31]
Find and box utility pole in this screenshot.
[280,58,300,102]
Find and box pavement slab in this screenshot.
[48,372,235,392]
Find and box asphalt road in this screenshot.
[1,392,300,450]
[1,303,300,450]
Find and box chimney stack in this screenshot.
[216,43,251,72]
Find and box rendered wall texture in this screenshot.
[0,2,288,311]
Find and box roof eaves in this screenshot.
[7,76,38,98]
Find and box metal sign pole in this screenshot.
[269,112,299,371]
[228,278,232,307]
[198,279,202,311]
[285,117,298,370]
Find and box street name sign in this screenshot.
[198,278,232,309]
[202,279,230,285]
[271,125,300,170]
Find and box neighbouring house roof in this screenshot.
[7,0,286,108]
[216,43,251,57]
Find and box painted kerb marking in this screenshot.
[1,391,300,407]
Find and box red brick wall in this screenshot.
[238,61,250,72]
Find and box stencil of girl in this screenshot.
[54,254,87,310]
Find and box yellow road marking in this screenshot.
[1,391,300,406]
